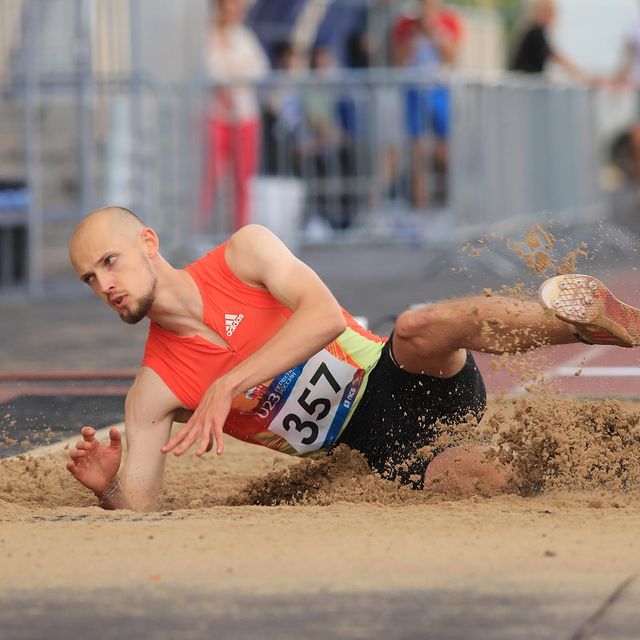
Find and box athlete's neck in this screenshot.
[147,265,204,337]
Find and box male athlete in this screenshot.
[66,206,640,510]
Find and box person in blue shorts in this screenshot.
[393,0,463,208]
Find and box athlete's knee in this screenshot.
[424,445,513,497]
[395,305,443,341]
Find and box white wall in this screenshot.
[553,0,640,73]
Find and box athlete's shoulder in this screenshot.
[228,224,280,248]
[227,225,293,284]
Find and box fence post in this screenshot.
[128,0,145,218]
[75,0,94,219]
[23,0,43,295]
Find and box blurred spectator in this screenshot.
[200,0,269,231]
[393,0,464,210]
[510,0,593,81]
[612,17,640,190]
[262,40,305,175]
[300,43,350,229]
[346,29,372,69]
[303,44,342,148]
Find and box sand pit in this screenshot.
[2,395,640,603]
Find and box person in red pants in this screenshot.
[200,0,268,232]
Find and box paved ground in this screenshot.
[2,580,639,640]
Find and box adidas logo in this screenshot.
[225,313,244,337]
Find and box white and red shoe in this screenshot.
[538,274,640,348]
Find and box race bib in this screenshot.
[264,351,363,454]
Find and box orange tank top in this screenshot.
[142,243,386,456]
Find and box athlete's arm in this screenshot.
[162,224,347,457]
[67,367,180,511]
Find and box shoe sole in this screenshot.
[538,274,640,348]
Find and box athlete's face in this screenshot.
[69,219,158,325]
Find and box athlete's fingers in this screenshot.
[69,449,87,460]
[196,434,209,457]
[162,427,192,454]
[66,460,76,473]
[108,428,122,450]
[213,421,224,456]
[173,421,202,457]
[174,436,198,457]
[81,426,96,441]
[174,431,200,456]
[195,418,215,457]
[161,417,197,453]
[161,428,187,453]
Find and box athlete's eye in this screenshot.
[83,274,95,286]
[105,255,117,267]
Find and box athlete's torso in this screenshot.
[142,243,386,456]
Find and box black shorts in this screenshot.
[336,337,486,489]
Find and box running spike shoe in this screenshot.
[538,274,640,348]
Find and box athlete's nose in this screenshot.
[97,272,116,296]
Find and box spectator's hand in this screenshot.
[66,426,122,496]
[161,380,230,457]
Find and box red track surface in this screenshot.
[475,343,640,397]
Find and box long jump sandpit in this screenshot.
[2,396,640,640]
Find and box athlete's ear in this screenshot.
[140,227,160,258]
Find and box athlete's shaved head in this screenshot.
[70,205,144,249]
[69,205,160,324]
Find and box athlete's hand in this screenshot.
[66,426,122,496]
[161,380,230,457]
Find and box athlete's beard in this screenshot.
[119,270,158,325]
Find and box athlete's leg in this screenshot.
[390,295,574,494]
[392,294,575,378]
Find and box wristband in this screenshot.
[98,478,121,503]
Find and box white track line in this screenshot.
[552,366,640,378]
[507,345,611,394]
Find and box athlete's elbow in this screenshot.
[327,309,347,340]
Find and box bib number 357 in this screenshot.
[268,354,358,454]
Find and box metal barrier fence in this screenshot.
[0,1,607,295]
[0,70,607,295]
[451,76,603,239]
[191,71,604,249]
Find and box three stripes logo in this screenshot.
[225,313,244,337]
